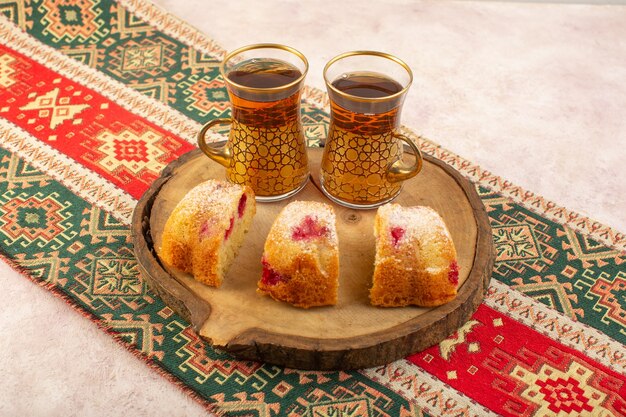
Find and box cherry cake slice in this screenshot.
[370,204,459,307]
[258,201,339,308]
[160,180,256,287]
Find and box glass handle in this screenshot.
[386,133,423,183]
[197,118,233,168]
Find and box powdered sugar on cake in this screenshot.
[173,180,249,239]
[175,180,242,216]
[274,201,337,249]
[380,204,452,247]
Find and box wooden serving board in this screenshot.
[132,147,494,370]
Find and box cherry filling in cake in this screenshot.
[390,226,405,247]
[223,194,249,241]
[237,194,247,218]
[199,220,213,238]
[224,217,235,240]
[448,260,459,285]
[261,257,288,286]
[292,215,330,241]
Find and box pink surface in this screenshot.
[1,1,624,416]
[189,0,625,233]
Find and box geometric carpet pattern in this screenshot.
[0,2,624,416]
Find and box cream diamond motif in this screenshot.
[19,88,89,129]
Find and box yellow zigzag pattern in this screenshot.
[439,320,481,361]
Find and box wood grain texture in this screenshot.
[132,148,494,370]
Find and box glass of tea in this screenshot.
[320,51,423,208]
[197,44,309,201]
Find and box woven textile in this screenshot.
[0,1,624,416]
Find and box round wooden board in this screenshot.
[132,147,494,370]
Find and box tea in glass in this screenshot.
[198,44,309,201]
[320,51,423,208]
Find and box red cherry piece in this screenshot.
[238,194,247,219]
[292,215,330,241]
[199,220,212,238]
[261,257,287,286]
[224,217,234,240]
[448,261,459,285]
[390,227,405,246]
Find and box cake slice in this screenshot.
[258,201,339,308]
[160,179,256,287]
[370,204,458,307]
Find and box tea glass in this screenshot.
[197,44,310,201]
[319,51,423,209]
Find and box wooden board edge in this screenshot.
[224,272,485,370]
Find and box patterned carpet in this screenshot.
[0,1,624,416]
